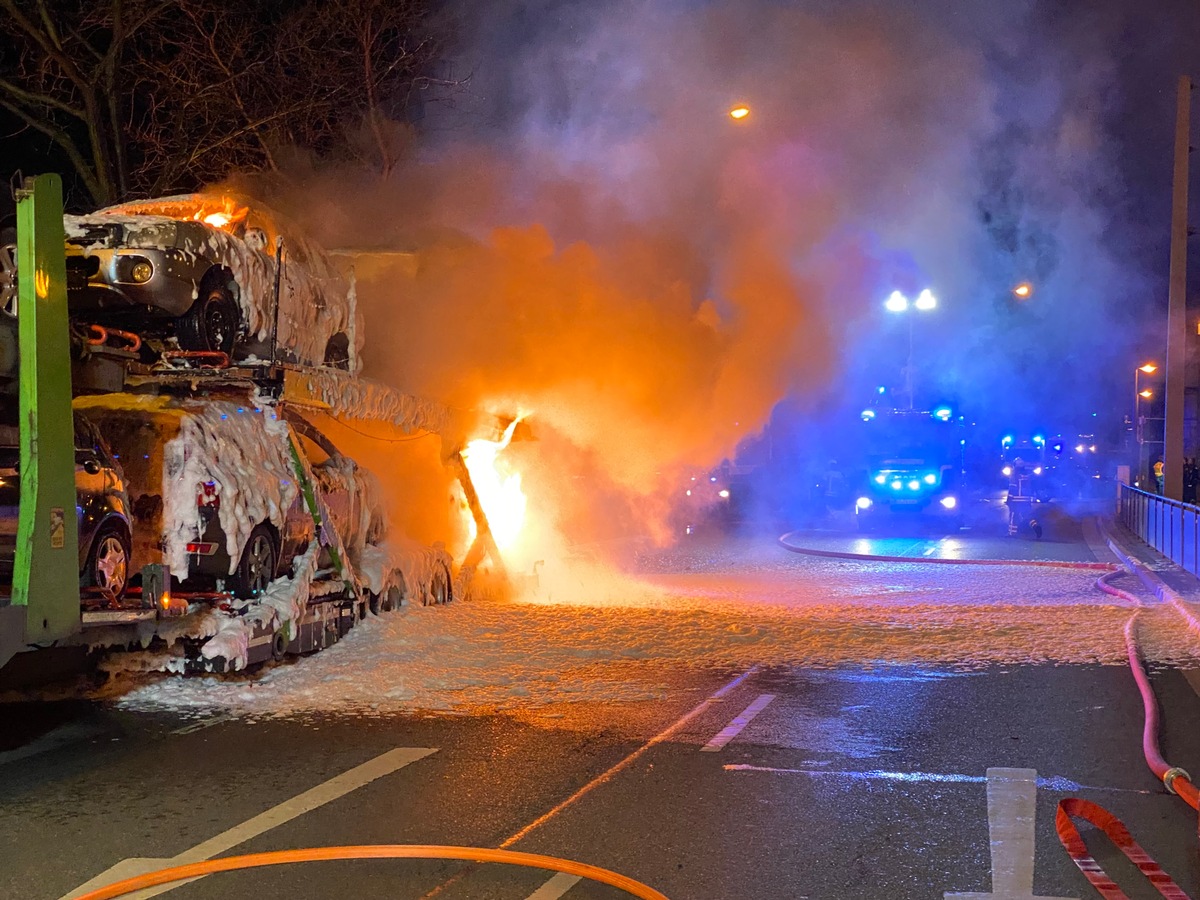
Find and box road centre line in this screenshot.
[418,668,759,900]
[700,694,776,752]
[525,872,582,899]
[497,666,758,850]
[61,746,438,900]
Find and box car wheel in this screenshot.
[233,524,277,598]
[0,227,16,315]
[87,524,131,600]
[323,333,350,369]
[429,562,451,606]
[179,284,239,354]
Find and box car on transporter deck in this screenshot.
[77,397,387,601]
[0,193,361,370]
[0,414,133,600]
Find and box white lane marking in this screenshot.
[944,767,1077,900]
[525,872,582,899]
[169,713,235,735]
[723,764,1149,794]
[700,693,775,752]
[61,746,438,900]
[497,667,758,850]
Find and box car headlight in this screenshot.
[939,495,957,509]
[856,496,872,510]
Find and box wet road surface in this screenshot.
[3,516,1200,900]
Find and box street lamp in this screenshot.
[1134,362,1160,485]
[729,104,750,120]
[1012,282,1033,299]
[884,289,937,409]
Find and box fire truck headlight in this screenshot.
[1033,466,1043,475]
[923,473,937,485]
[907,479,920,491]
[856,496,872,510]
[940,495,958,509]
[874,473,886,485]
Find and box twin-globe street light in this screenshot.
[885,289,937,409]
[1135,362,1160,485]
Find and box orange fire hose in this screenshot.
[72,845,671,900]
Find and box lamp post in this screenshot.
[885,289,937,409]
[1135,363,1158,486]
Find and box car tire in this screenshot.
[323,333,351,369]
[87,523,131,600]
[179,283,239,354]
[232,524,277,598]
[428,562,452,606]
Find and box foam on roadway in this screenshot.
[102,528,1200,720]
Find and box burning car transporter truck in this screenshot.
[0,174,510,682]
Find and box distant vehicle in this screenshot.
[853,406,966,530]
[0,414,133,599]
[54,193,360,369]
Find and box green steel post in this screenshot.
[13,174,80,642]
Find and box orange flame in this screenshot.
[461,418,527,558]
[193,198,249,231]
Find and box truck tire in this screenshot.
[179,283,239,354]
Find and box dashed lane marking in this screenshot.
[525,872,582,899]
[700,694,775,752]
[60,746,438,900]
[944,767,1077,900]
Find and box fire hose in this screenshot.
[72,845,670,900]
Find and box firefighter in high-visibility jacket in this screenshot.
[1005,458,1041,538]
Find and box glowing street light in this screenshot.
[729,104,750,120]
[883,289,938,409]
[1013,282,1033,299]
[1134,362,1161,486]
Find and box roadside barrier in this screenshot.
[72,845,670,900]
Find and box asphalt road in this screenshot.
[3,515,1200,900]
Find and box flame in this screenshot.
[461,418,527,556]
[193,198,249,231]
[33,268,49,299]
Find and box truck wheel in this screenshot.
[271,630,288,661]
[179,283,239,354]
[87,524,131,600]
[233,524,277,598]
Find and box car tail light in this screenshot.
[186,542,217,555]
[197,481,220,509]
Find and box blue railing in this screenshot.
[1117,482,1200,577]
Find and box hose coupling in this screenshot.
[1162,766,1191,795]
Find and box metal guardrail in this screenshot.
[1117,482,1200,577]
